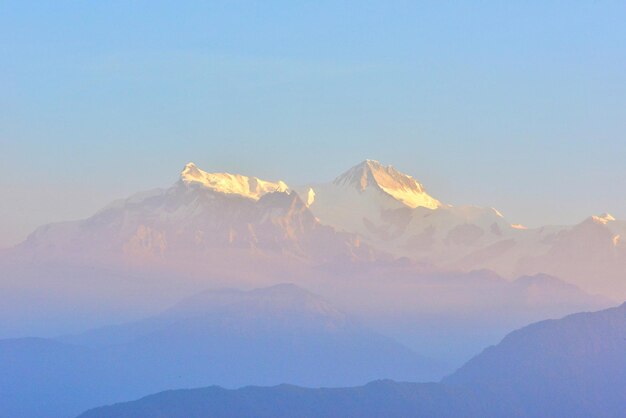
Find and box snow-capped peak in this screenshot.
[591,213,616,225]
[180,162,289,200]
[333,160,442,209]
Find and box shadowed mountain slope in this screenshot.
[78,302,626,418]
[0,284,440,418]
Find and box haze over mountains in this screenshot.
[1,160,623,417]
[0,160,617,355]
[8,159,625,297]
[16,161,376,269]
[0,284,442,418]
[6,1,626,417]
[6,159,515,272]
[304,160,626,297]
[78,302,626,418]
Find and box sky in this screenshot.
[1,1,625,247]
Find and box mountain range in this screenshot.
[0,160,617,362]
[1,160,624,417]
[78,301,626,418]
[0,284,441,418]
[9,159,625,298]
[303,160,626,297]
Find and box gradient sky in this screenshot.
[1,1,626,247]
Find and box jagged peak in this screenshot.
[333,160,442,209]
[180,162,289,200]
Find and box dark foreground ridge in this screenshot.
[79,302,626,418]
[78,381,485,418]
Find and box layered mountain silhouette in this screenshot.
[2,160,625,418]
[0,160,617,365]
[0,284,440,418]
[78,302,626,418]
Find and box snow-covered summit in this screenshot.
[180,162,289,200]
[591,213,616,225]
[333,160,442,209]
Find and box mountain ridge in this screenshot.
[0,283,442,418]
[76,301,626,418]
[332,160,443,209]
[5,159,626,298]
[180,162,289,200]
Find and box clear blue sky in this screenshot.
[1,1,625,247]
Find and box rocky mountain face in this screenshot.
[9,159,625,297]
[303,160,626,297]
[15,163,378,271]
[1,160,619,346]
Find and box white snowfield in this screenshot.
[181,162,289,200]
